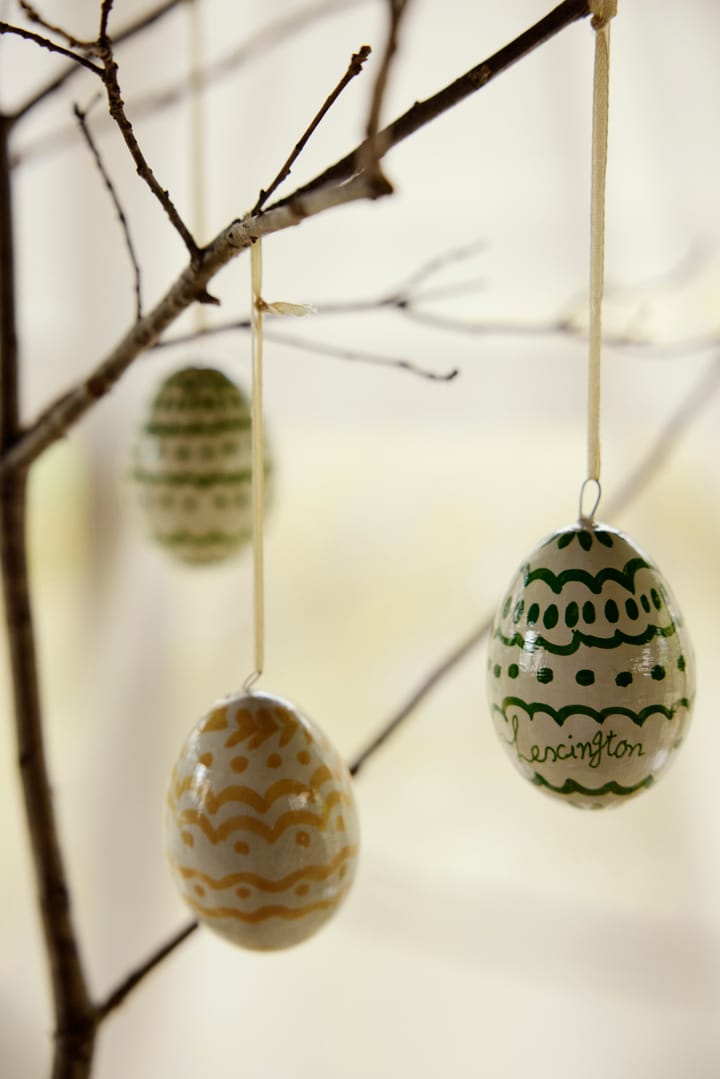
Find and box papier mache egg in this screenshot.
[165,691,359,950]
[133,366,271,565]
[486,521,694,809]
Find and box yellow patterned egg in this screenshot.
[486,521,695,809]
[133,365,271,565]
[165,691,359,950]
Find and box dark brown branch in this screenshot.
[0,115,95,1077]
[99,0,115,42]
[18,1,95,50]
[0,21,103,76]
[0,172,381,477]
[97,921,198,1022]
[0,0,593,477]
[360,0,409,185]
[12,0,372,161]
[11,0,188,124]
[96,37,199,260]
[349,615,493,777]
[74,103,143,320]
[253,43,372,214]
[271,0,591,208]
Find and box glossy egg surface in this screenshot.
[487,521,694,808]
[133,366,266,565]
[165,691,359,949]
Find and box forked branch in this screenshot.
[0,0,593,479]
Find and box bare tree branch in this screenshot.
[360,0,409,185]
[0,113,96,1079]
[253,43,372,214]
[0,1,593,476]
[97,921,198,1022]
[154,320,459,380]
[0,20,103,76]
[96,36,198,260]
[11,0,188,124]
[349,615,493,777]
[0,172,382,476]
[607,355,720,517]
[12,2,375,165]
[18,1,95,50]
[273,0,591,207]
[74,101,143,320]
[99,0,115,42]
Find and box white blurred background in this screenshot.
[2,1,720,1076]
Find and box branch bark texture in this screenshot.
[1,0,591,479]
[0,115,95,1078]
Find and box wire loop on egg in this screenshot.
[578,476,602,522]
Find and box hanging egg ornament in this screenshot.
[486,520,694,809]
[133,366,271,565]
[165,691,359,950]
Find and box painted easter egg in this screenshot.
[133,365,271,565]
[486,521,694,808]
[165,691,359,950]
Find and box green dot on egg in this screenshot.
[565,602,579,628]
[604,599,619,624]
[625,598,639,620]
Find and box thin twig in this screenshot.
[73,102,143,320]
[0,20,103,75]
[96,34,199,260]
[18,1,95,50]
[99,0,115,42]
[386,239,487,301]
[607,355,720,518]
[154,320,459,380]
[11,0,188,124]
[272,0,591,208]
[360,0,409,185]
[97,921,198,1021]
[0,0,594,478]
[253,43,372,214]
[12,0,373,158]
[349,616,493,777]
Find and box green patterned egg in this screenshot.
[133,366,270,565]
[486,521,694,809]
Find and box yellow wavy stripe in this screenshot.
[186,883,352,923]
[178,807,332,845]
[202,706,229,732]
[175,844,358,892]
[171,776,352,816]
